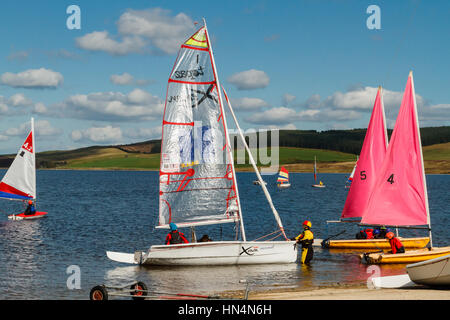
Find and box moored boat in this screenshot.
[359,72,446,264]
[311,156,325,188]
[323,237,429,250]
[406,253,450,286]
[107,19,297,266]
[361,247,450,265]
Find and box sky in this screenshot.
[0,0,449,153]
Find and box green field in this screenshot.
[1,142,447,173]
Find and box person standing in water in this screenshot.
[293,220,314,264]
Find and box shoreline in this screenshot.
[220,283,450,300]
[1,160,447,174]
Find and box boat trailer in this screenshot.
[89,281,248,300]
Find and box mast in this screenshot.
[31,117,36,201]
[379,86,389,148]
[410,71,432,247]
[222,87,288,240]
[203,18,246,241]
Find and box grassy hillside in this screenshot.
[0,139,449,173]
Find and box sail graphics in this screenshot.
[158,27,240,228]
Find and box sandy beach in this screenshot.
[240,286,450,300]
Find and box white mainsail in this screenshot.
[0,118,36,200]
[158,25,241,229]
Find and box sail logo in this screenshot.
[240,246,259,256]
[21,133,33,153]
[174,66,205,80]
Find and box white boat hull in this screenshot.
[108,241,298,266]
[406,254,450,286]
[312,184,325,188]
[371,274,417,289]
[277,183,291,189]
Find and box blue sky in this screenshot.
[0,0,449,153]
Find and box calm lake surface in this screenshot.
[0,170,448,300]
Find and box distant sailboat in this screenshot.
[311,156,325,188]
[107,19,297,266]
[276,166,291,189]
[253,168,267,185]
[360,72,450,263]
[345,157,358,189]
[0,118,47,220]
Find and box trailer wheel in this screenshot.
[90,285,108,300]
[130,281,148,300]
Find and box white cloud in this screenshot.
[124,126,162,140]
[246,106,361,125]
[8,50,29,61]
[282,93,296,106]
[71,125,123,144]
[230,97,269,111]
[76,31,147,56]
[110,73,134,85]
[110,72,151,86]
[117,8,195,54]
[76,8,195,56]
[49,88,164,122]
[3,120,62,138]
[0,68,63,89]
[0,93,34,115]
[227,69,270,90]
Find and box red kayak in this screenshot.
[8,211,48,220]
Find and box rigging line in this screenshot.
[252,229,284,241]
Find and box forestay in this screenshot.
[158,27,240,228]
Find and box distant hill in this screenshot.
[0,127,449,173]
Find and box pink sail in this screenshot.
[361,72,429,226]
[341,87,388,219]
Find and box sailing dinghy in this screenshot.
[107,20,297,266]
[311,156,325,188]
[1,118,47,220]
[360,72,449,264]
[322,86,429,250]
[345,157,357,189]
[276,166,291,189]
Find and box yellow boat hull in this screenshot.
[323,237,429,249]
[360,247,450,264]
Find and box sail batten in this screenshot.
[158,24,241,229]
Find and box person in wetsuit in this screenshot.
[24,200,36,216]
[165,223,189,245]
[294,220,314,264]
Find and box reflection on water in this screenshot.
[0,171,448,299]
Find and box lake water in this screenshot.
[0,170,448,300]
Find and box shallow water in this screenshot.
[0,170,447,299]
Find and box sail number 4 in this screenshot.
[387,174,394,184]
